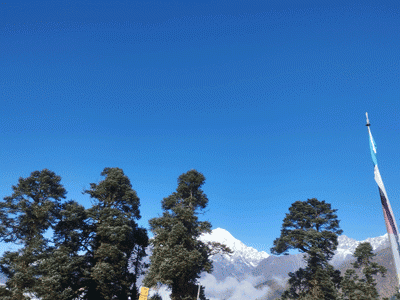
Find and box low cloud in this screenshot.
[148,285,171,300]
[200,273,270,300]
[147,273,271,300]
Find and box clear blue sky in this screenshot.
[1,0,400,255]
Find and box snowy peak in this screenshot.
[200,228,269,267]
[200,228,247,253]
[200,228,236,247]
[331,233,389,266]
[361,233,389,251]
[336,233,389,253]
[199,228,390,269]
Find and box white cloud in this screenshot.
[199,273,270,300]
[148,285,171,300]
[146,273,271,300]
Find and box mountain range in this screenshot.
[196,228,395,300]
[0,228,396,299]
[201,228,390,270]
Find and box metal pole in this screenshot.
[197,284,201,300]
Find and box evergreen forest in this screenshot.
[0,169,399,300]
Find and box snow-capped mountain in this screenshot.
[198,228,390,289]
[199,229,391,300]
[1,228,392,300]
[331,233,389,267]
[199,228,270,282]
[200,228,389,272]
[200,228,270,268]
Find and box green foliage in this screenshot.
[0,168,148,300]
[280,264,341,300]
[0,169,66,244]
[143,170,231,300]
[0,285,14,299]
[0,169,66,299]
[81,167,149,300]
[28,199,92,300]
[272,198,343,299]
[341,242,386,300]
[271,198,343,260]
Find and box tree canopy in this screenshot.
[0,169,66,300]
[80,167,149,300]
[0,168,148,300]
[271,198,343,300]
[143,170,230,300]
[341,242,386,300]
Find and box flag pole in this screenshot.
[366,113,400,292]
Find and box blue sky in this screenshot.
[1,0,400,255]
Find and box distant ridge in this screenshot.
[0,229,393,300]
[200,228,270,267]
[198,229,391,300]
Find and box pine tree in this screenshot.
[143,170,231,300]
[82,167,149,300]
[0,169,67,299]
[341,242,386,300]
[34,200,90,300]
[0,168,149,300]
[271,198,343,299]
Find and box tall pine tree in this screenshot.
[143,170,230,300]
[82,167,149,300]
[34,200,90,300]
[0,168,149,300]
[271,198,343,300]
[341,242,386,300]
[0,169,66,300]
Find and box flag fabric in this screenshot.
[367,117,400,289]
